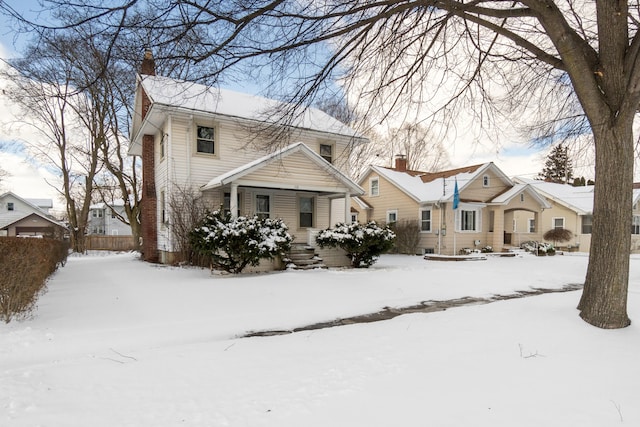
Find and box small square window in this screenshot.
[320,144,333,163]
[196,125,215,154]
[387,210,398,224]
[553,217,565,229]
[7,202,14,211]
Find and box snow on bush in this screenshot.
[315,221,396,268]
[190,210,293,273]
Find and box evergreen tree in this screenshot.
[539,145,574,184]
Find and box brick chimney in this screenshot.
[140,50,159,263]
[394,154,407,172]
[141,49,156,76]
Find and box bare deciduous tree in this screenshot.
[7,1,639,328]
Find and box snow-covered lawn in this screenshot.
[2,252,639,426]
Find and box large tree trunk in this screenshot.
[578,122,633,328]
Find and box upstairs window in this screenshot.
[483,175,490,187]
[320,144,333,163]
[633,216,640,235]
[196,125,216,155]
[7,202,14,211]
[370,178,379,196]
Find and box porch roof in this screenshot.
[491,184,552,209]
[201,142,365,195]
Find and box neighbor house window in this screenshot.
[420,208,432,232]
[196,125,216,154]
[528,219,535,233]
[633,216,640,234]
[520,193,525,202]
[370,178,379,196]
[351,213,358,223]
[582,215,593,234]
[256,195,270,219]
[387,209,398,224]
[320,144,333,163]
[92,210,103,218]
[7,202,14,211]
[159,135,165,159]
[553,217,565,229]
[458,209,480,232]
[483,175,490,187]
[299,196,314,228]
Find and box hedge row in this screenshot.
[0,237,69,323]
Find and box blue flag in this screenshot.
[453,178,460,210]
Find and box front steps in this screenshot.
[286,244,327,270]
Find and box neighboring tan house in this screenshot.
[354,157,550,255]
[129,51,365,266]
[514,177,640,253]
[0,192,67,238]
[87,202,133,236]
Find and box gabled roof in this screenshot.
[0,192,66,230]
[359,162,511,204]
[130,74,366,155]
[0,211,67,231]
[513,177,594,214]
[201,142,364,195]
[491,183,552,209]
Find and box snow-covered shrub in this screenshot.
[481,246,493,253]
[190,210,293,274]
[315,222,396,268]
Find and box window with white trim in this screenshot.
[420,208,432,232]
[351,213,358,223]
[553,217,565,229]
[370,178,379,196]
[7,202,14,211]
[582,215,593,234]
[387,209,398,224]
[299,196,314,228]
[256,194,270,219]
[457,208,481,232]
[319,144,333,163]
[632,216,640,235]
[196,125,216,155]
[528,219,535,233]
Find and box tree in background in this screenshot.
[538,144,574,184]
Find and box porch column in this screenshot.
[230,183,239,218]
[344,192,351,223]
[491,207,505,251]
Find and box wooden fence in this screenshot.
[86,235,137,251]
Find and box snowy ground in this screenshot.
[1,251,639,426]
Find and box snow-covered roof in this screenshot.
[513,177,594,214]
[360,162,510,204]
[491,183,552,208]
[131,75,364,155]
[25,198,53,210]
[201,142,364,195]
[0,211,67,230]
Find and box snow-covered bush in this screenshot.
[190,210,293,274]
[315,222,396,268]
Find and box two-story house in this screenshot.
[354,157,550,255]
[129,51,366,265]
[87,202,133,236]
[0,192,67,238]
